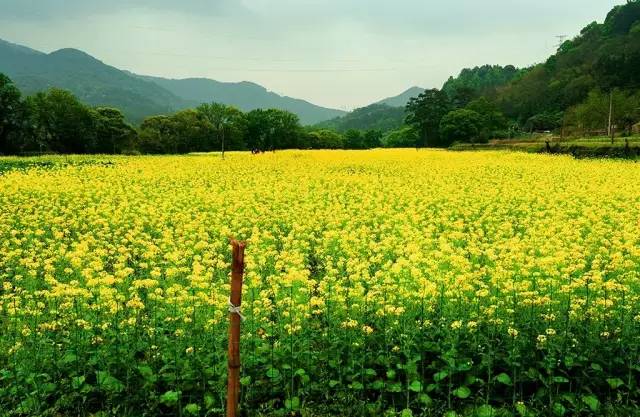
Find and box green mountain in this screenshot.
[0,38,345,125]
[137,75,346,125]
[376,86,425,107]
[442,65,525,99]
[0,39,181,123]
[491,1,640,123]
[315,103,405,133]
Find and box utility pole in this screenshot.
[608,90,614,144]
[555,35,567,50]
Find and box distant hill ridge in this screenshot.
[0,38,346,124]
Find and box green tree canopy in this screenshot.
[439,109,485,145]
[26,88,97,154]
[405,89,452,148]
[0,73,26,154]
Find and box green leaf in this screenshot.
[265,368,280,379]
[284,396,300,410]
[184,403,200,415]
[590,363,603,372]
[408,380,423,392]
[41,382,57,393]
[444,412,458,417]
[160,390,180,406]
[515,402,527,416]
[386,369,396,379]
[401,409,413,417]
[138,365,155,381]
[476,404,494,417]
[72,376,85,390]
[61,352,77,364]
[453,386,471,399]
[365,368,377,376]
[495,373,512,386]
[434,370,449,382]
[553,376,569,384]
[17,397,38,413]
[204,393,215,409]
[329,379,340,388]
[240,376,252,386]
[607,378,624,389]
[457,361,472,371]
[388,382,403,392]
[581,395,599,412]
[96,371,123,393]
[371,380,384,390]
[350,381,364,390]
[418,393,432,405]
[552,402,566,416]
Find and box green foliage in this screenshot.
[196,102,246,151]
[382,126,419,148]
[246,108,302,150]
[316,104,405,133]
[495,1,640,126]
[405,89,452,147]
[442,65,524,102]
[0,39,345,125]
[439,109,485,145]
[93,107,136,154]
[305,129,344,149]
[565,89,640,135]
[26,88,98,153]
[0,73,26,154]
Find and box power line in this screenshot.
[555,35,567,49]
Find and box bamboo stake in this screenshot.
[227,239,246,417]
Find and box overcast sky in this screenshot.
[0,0,622,110]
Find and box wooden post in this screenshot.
[227,239,246,417]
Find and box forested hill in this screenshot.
[399,0,640,146]
[0,39,180,123]
[0,39,346,125]
[135,75,346,125]
[464,0,640,128]
[314,104,406,133]
[442,65,526,104]
[376,86,425,107]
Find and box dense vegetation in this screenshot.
[0,39,345,125]
[401,1,640,148]
[2,2,640,155]
[315,104,405,134]
[0,74,388,155]
[1,150,639,417]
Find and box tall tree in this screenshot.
[0,73,25,154]
[26,88,97,154]
[439,109,485,145]
[246,109,301,150]
[197,103,246,156]
[93,107,136,154]
[405,89,452,147]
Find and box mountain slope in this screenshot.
[315,103,405,133]
[492,1,640,123]
[376,86,425,107]
[138,75,346,125]
[0,39,182,123]
[0,38,346,125]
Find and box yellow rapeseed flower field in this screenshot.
[0,150,639,416]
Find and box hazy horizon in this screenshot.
[0,0,622,110]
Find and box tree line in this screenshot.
[400,1,640,147]
[0,73,409,155]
